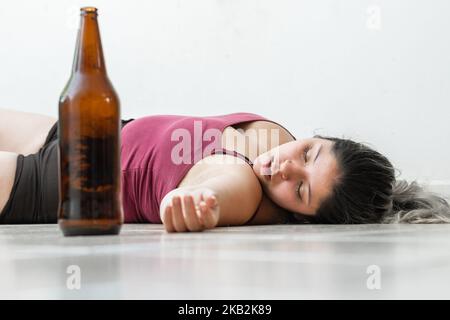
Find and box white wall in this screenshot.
[1,0,449,191]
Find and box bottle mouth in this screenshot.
[80,7,98,15]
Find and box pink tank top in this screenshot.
[120,112,290,223]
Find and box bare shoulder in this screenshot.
[178,154,258,189]
[176,154,263,226]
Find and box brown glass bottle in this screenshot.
[58,7,123,236]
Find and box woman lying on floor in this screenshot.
[0,107,449,232]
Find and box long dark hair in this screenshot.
[295,136,450,224]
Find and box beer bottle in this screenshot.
[58,7,123,236]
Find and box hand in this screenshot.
[160,187,220,233]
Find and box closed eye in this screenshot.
[303,146,310,163]
[297,182,302,200]
[298,146,311,201]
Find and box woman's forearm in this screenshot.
[160,164,263,229]
[195,169,263,226]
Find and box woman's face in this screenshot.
[253,138,339,216]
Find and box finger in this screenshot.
[162,205,175,233]
[171,196,187,232]
[202,190,217,208]
[205,194,218,208]
[199,201,218,229]
[182,195,203,232]
[194,203,205,226]
[194,193,206,222]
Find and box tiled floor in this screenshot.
[0,224,449,299]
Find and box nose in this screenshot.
[278,159,306,181]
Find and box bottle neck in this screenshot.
[72,12,106,74]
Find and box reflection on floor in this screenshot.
[0,224,449,299]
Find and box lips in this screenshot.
[260,155,273,181]
[260,155,271,167]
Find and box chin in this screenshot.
[263,189,280,205]
[268,192,290,208]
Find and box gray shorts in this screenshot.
[0,118,134,224]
